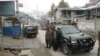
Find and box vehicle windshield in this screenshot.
[26,26,33,29]
[60,26,80,34]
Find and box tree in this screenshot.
[51,3,55,11]
[48,10,52,18]
[48,3,56,18]
[58,0,69,8]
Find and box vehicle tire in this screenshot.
[26,35,29,38]
[27,35,31,38]
[84,50,91,52]
[62,43,72,55]
[98,50,100,56]
[33,34,36,38]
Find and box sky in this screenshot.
[19,0,89,18]
[19,0,89,17]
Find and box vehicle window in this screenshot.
[27,26,33,29]
[60,26,79,34]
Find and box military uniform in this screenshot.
[45,26,52,48]
[56,28,62,49]
[51,26,58,51]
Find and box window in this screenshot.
[86,9,96,20]
[61,10,67,17]
[61,10,71,18]
[97,8,100,18]
[90,9,96,19]
[86,10,90,20]
[76,10,86,16]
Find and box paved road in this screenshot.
[0,36,52,56]
[38,30,98,56]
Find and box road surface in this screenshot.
[0,36,52,56]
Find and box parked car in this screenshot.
[55,25,96,55]
[23,26,38,38]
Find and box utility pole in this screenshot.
[1,17,4,51]
[95,9,97,31]
[16,0,24,48]
[36,4,38,25]
[98,31,100,56]
[16,0,19,13]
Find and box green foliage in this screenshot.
[48,3,56,17]
[51,3,55,10]
[58,0,69,8]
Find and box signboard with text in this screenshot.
[0,1,15,16]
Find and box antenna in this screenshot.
[36,4,38,19]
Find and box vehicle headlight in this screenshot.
[71,41,77,43]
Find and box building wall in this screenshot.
[54,9,72,24]
[55,9,62,23]
[78,16,100,33]
[71,11,77,22]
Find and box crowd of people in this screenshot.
[45,22,62,51]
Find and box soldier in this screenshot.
[56,28,62,49]
[51,26,58,51]
[45,26,52,48]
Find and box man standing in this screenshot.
[45,26,51,48]
[56,28,62,49]
[51,26,58,51]
[45,20,52,48]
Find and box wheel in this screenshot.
[26,35,29,38]
[26,34,31,38]
[84,50,91,52]
[98,51,100,56]
[34,34,37,37]
[32,35,36,38]
[98,48,100,56]
[62,43,72,55]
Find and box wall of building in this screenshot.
[77,16,100,36]
[55,9,62,23]
[54,9,72,24]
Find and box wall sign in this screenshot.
[0,1,15,16]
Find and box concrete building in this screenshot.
[76,0,100,36]
[52,0,100,36]
[84,0,99,8]
[51,7,71,24]
[52,7,86,25]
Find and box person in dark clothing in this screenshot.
[51,26,58,51]
[56,28,62,49]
